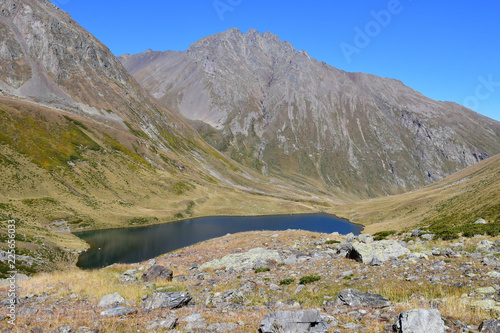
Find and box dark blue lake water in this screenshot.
[75,213,362,269]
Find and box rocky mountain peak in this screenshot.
[120,30,500,198]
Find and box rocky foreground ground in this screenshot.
[2,229,500,332]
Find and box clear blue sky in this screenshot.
[51,0,500,122]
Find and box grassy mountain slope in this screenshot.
[0,97,324,275]
[0,1,325,275]
[333,154,500,235]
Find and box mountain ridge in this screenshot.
[119,27,500,198]
[0,3,322,274]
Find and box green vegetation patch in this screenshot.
[0,110,100,170]
[373,230,397,241]
[428,221,500,240]
[279,278,295,285]
[299,274,321,284]
[128,217,159,226]
[21,197,58,207]
[102,133,148,166]
[172,181,194,195]
[254,267,271,273]
[124,121,149,139]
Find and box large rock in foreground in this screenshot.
[98,293,125,308]
[479,319,500,332]
[348,240,410,264]
[259,310,330,333]
[142,265,173,282]
[100,306,137,317]
[141,292,192,311]
[199,247,282,272]
[333,289,390,308]
[393,309,445,333]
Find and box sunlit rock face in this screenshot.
[120,28,500,198]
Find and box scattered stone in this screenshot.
[100,306,137,317]
[54,326,74,333]
[207,322,239,332]
[269,283,281,291]
[294,285,305,295]
[120,269,139,283]
[18,307,39,316]
[348,240,410,264]
[487,271,500,279]
[370,257,382,266]
[470,299,500,313]
[479,318,500,332]
[439,248,459,258]
[146,315,178,330]
[284,254,298,265]
[179,312,206,330]
[141,292,192,311]
[393,308,445,333]
[477,240,495,252]
[30,328,44,333]
[142,264,173,282]
[97,293,125,308]
[411,229,422,237]
[358,234,374,244]
[333,289,390,308]
[475,218,488,224]
[420,234,435,241]
[259,310,330,333]
[199,247,282,272]
[342,322,363,330]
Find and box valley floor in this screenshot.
[1,229,500,332]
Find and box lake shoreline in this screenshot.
[75,213,364,269]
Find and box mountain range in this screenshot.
[120,28,500,198]
[0,1,499,273]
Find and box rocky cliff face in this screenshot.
[0,0,195,142]
[0,1,280,192]
[120,28,500,198]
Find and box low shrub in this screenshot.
[279,278,295,285]
[373,230,396,241]
[254,267,270,273]
[299,274,321,284]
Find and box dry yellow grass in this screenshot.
[332,154,500,234]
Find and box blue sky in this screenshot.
[51,0,500,121]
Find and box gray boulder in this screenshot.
[477,240,495,252]
[259,310,330,333]
[142,264,173,282]
[479,318,500,332]
[358,234,374,244]
[333,289,390,308]
[475,218,488,224]
[141,292,192,311]
[97,292,125,308]
[337,242,354,257]
[348,240,410,263]
[119,269,139,283]
[199,247,282,272]
[179,312,206,330]
[146,314,178,330]
[54,326,74,333]
[207,322,239,332]
[420,234,435,241]
[100,306,137,317]
[393,309,444,333]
